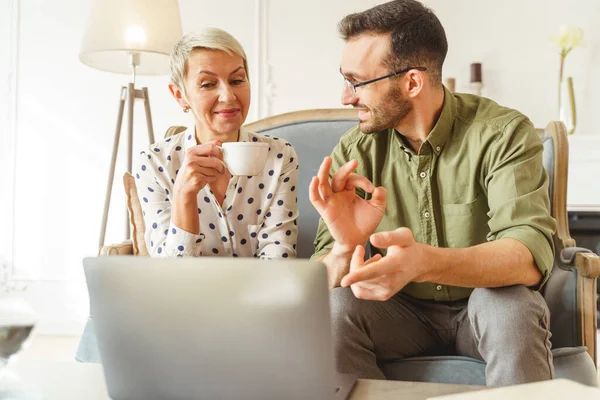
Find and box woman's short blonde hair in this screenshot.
[169,28,249,93]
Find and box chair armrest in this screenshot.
[99,240,134,256]
[557,247,599,367]
[574,252,600,279]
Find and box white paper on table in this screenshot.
[428,379,600,400]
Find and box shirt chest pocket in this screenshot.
[442,195,489,248]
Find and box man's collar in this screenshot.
[426,86,457,156]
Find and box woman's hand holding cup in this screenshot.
[174,140,226,199]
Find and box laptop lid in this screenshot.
[83,256,336,400]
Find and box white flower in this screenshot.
[551,25,585,57]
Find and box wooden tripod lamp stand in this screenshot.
[79,0,182,249]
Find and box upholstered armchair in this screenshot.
[76,110,598,387]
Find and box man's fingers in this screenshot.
[370,227,414,249]
[341,258,389,287]
[368,187,387,211]
[344,174,375,193]
[331,160,359,192]
[317,157,333,200]
[309,176,325,212]
[363,254,382,266]
[350,282,378,300]
[349,245,365,272]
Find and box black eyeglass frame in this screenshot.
[342,66,427,93]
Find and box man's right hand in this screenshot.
[309,157,387,254]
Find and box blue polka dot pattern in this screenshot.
[135,129,299,259]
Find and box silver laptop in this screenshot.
[83,256,350,400]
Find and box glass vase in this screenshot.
[558,76,577,135]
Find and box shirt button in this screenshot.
[419,171,427,178]
[436,146,441,152]
[436,285,442,291]
[423,211,430,218]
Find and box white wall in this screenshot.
[1,0,599,334]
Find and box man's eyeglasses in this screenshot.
[342,67,427,95]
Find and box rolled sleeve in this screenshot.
[495,226,553,289]
[485,118,556,289]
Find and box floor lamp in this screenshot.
[79,0,182,249]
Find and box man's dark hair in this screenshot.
[339,0,448,86]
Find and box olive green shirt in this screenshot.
[312,88,556,301]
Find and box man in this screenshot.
[310,0,556,386]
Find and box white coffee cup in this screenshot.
[217,142,269,176]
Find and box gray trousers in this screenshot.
[330,285,554,386]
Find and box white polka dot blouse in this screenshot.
[134,128,299,259]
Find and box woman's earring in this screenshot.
[183,105,190,113]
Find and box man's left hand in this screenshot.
[341,227,427,301]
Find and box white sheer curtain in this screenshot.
[0,0,18,277]
[5,0,189,334]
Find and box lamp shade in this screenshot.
[80,0,182,75]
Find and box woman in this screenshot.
[135,28,298,259]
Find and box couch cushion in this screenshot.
[382,347,598,387]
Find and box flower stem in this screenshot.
[558,54,565,112]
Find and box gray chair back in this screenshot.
[245,110,359,258]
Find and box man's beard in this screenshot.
[357,86,412,134]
